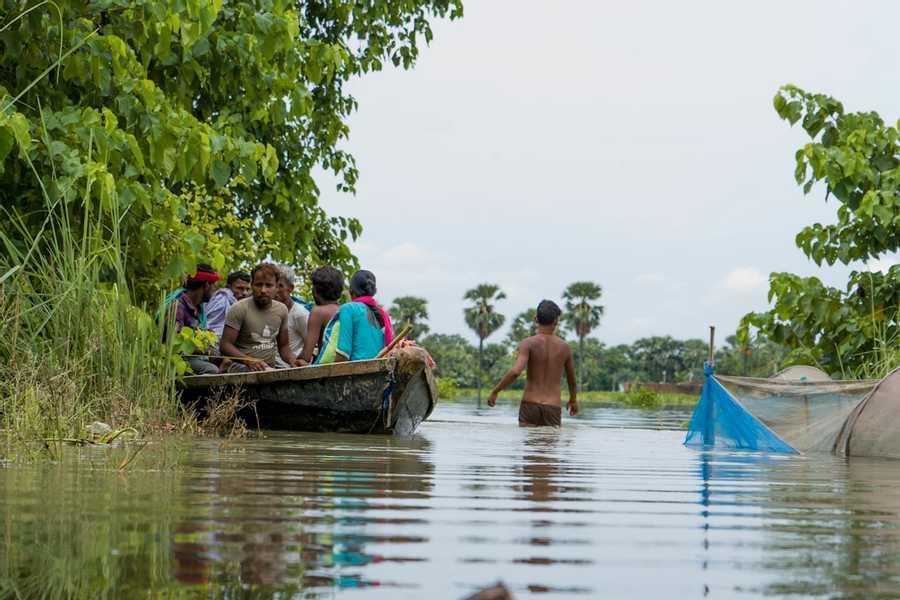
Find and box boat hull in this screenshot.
[179,349,437,436]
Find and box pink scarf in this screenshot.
[353,296,394,346]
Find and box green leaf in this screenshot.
[6,112,31,156]
[184,231,205,253]
[0,127,14,169]
[773,92,787,116]
[210,159,230,187]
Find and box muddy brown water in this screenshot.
[3,401,900,598]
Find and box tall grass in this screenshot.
[855,307,900,380]
[0,3,182,458]
[0,148,181,459]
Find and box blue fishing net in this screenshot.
[683,363,798,454]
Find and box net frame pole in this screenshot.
[708,326,716,367]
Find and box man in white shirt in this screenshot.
[274,266,310,368]
[205,271,251,343]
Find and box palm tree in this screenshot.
[562,281,604,390]
[388,296,430,340]
[463,284,506,402]
[507,308,537,346]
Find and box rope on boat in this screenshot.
[369,372,396,434]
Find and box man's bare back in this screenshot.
[487,301,578,426]
[519,333,574,406]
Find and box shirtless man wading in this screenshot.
[487,300,578,426]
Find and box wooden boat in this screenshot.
[179,347,438,436]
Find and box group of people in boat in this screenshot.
[168,262,578,428]
[165,262,393,375]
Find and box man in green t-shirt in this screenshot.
[220,263,297,372]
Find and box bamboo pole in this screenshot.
[708,325,716,367]
[376,324,413,359]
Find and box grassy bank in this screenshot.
[450,387,697,408]
[0,177,184,461]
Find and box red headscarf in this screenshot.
[187,269,220,285]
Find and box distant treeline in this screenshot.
[389,288,788,392]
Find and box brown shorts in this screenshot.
[518,401,562,427]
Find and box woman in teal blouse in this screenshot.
[316,270,393,363]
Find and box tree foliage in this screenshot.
[506,308,536,345]
[0,0,462,303]
[423,328,770,392]
[562,280,604,387]
[463,284,506,343]
[420,333,477,387]
[741,86,899,375]
[462,283,505,399]
[562,281,604,339]
[714,334,787,378]
[629,336,705,383]
[389,295,430,340]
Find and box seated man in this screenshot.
[206,270,251,343]
[165,264,220,375]
[219,263,296,372]
[274,266,310,368]
[487,300,578,427]
[316,270,393,364]
[297,266,344,365]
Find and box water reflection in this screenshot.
[519,430,564,504]
[168,435,435,595]
[8,403,900,598]
[688,446,900,598]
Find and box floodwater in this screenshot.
[4,401,900,599]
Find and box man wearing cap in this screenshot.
[168,264,220,375]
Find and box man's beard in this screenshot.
[253,295,272,308]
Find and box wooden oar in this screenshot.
[376,324,413,359]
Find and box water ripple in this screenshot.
[5,402,900,598]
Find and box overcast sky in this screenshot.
[319,1,898,346]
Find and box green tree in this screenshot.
[463,283,506,402]
[507,308,537,345]
[0,0,463,303]
[482,342,514,388]
[389,296,430,340]
[507,307,568,346]
[741,85,900,375]
[678,338,710,382]
[598,343,639,391]
[420,333,478,388]
[562,281,604,389]
[715,333,787,378]
[630,336,684,383]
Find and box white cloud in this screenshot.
[722,267,767,293]
[699,267,769,309]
